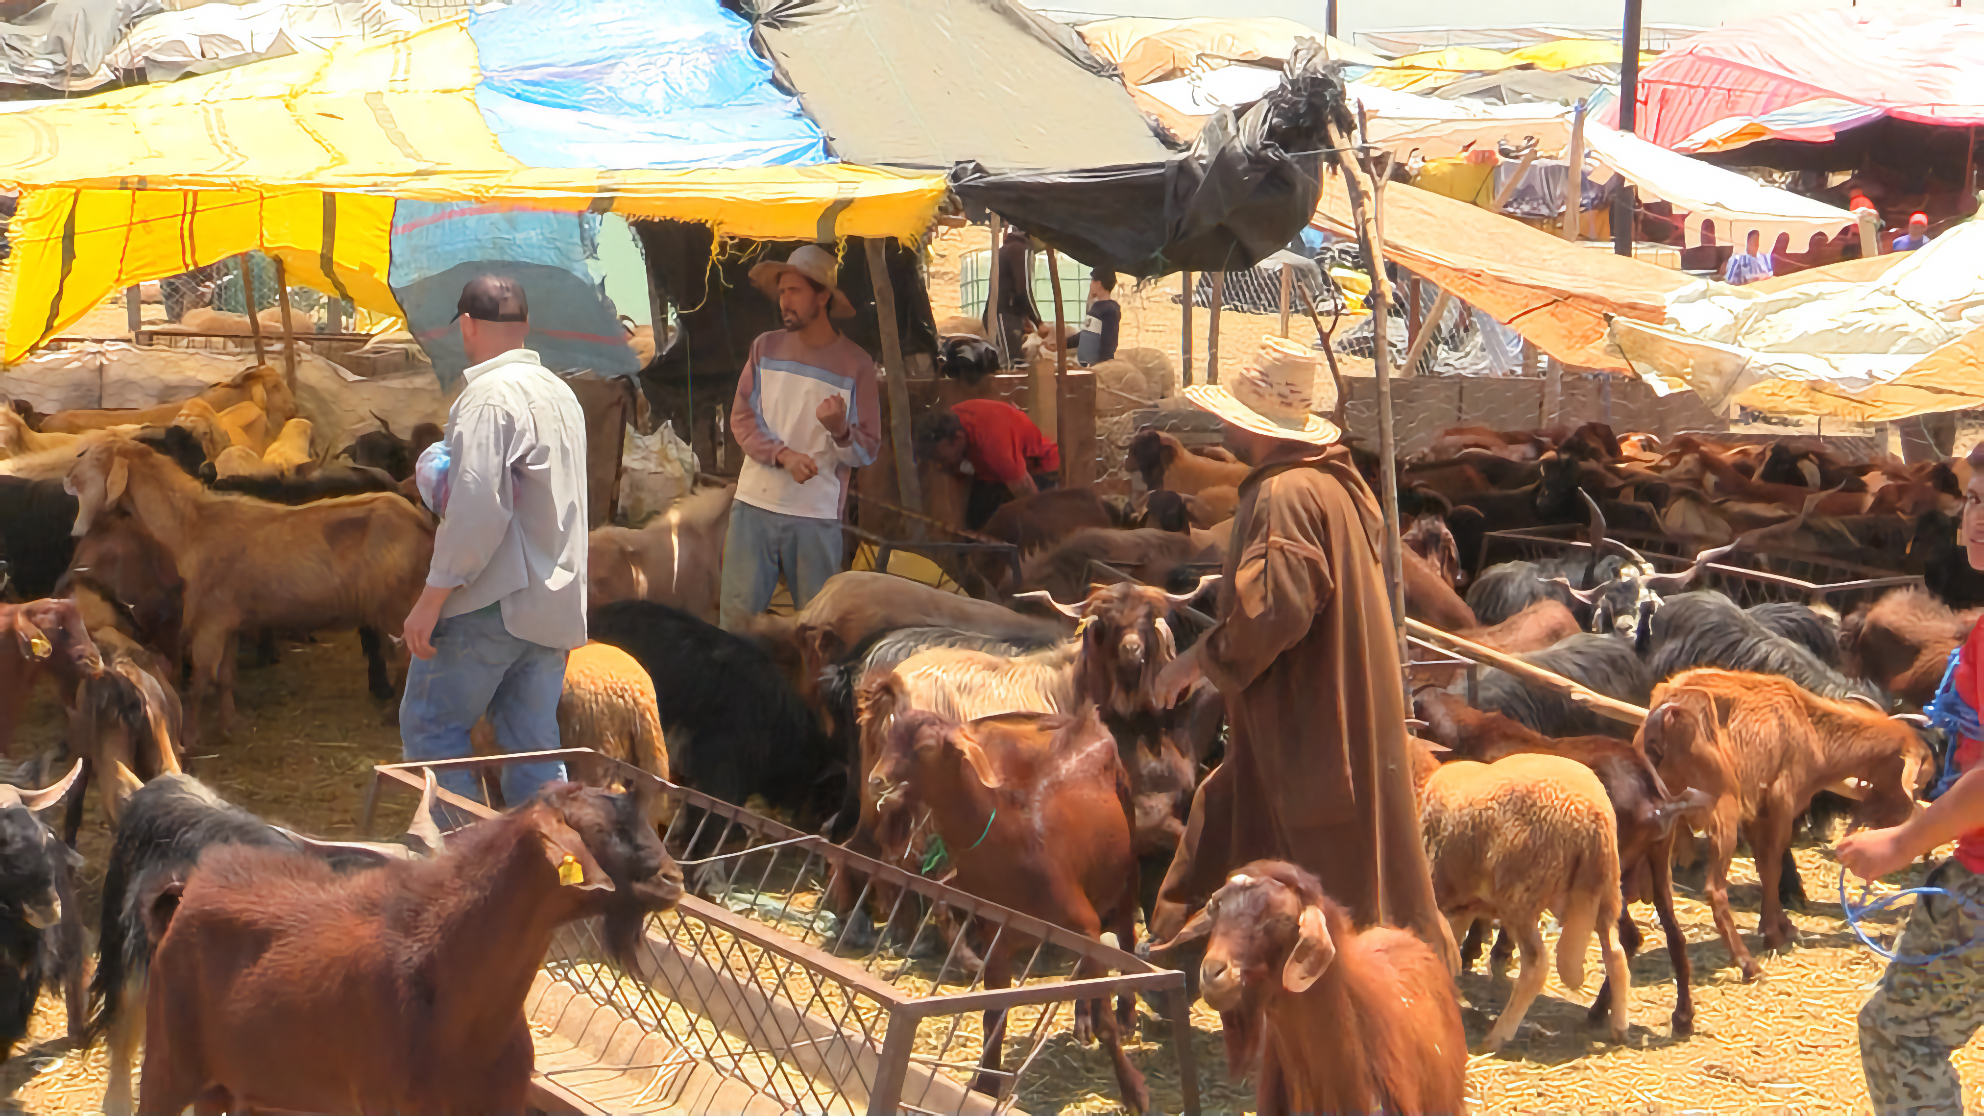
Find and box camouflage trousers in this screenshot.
[1859,859,1984,1114]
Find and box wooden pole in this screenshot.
[865,238,923,516]
[1278,264,1294,336]
[1046,248,1070,484]
[1613,0,1643,256]
[1206,272,1224,384]
[1406,618,1648,726]
[1543,356,1562,427]
[124,285,141,336]
[1562,99,1587,242]
[239,256,267,368]
[1339,106,1407,668]
[1297,284,1347,427]
[272,257,299,394]
[986,217,1007,367]
[1181,270,1194,387]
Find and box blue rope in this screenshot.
[1838,866,1984,965]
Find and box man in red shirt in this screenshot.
[1841,442,1984,1110]
[913,398,1060,528]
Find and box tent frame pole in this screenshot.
[240,256,267,368]
[1206,272,1224,384]
[1181,271,1194,387]
[1047,248,1071,484]
[986,216,1007,367]
[1613,0,1643,257]
[866,238,923,518]
[273,257,299,394]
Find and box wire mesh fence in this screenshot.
[364,751,1199,1116]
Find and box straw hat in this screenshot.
[1183,335,1340,446]
[748,244,855,319]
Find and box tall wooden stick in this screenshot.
[1278,264,1294,336]
[239,256,267,368]
[273,256,298,394]
[1047,248,1070,484]
[866,238,922,516]
[1562,99,1587,242]
[1181,270,1194,387]
[1407,619,1647,726]
[1206,272,1225,384]
[986,216,1007,365]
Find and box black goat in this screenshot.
[0,477,78,600]
[208,464,407,504]
[129,425,207,479]
[1444,453,1589,579]
[1471,633,1653,740]
[1912,510,1984,610]
[1466,553,1626,627]
[1648,592,1882,705]
[589,601,840,822]
[1746,602,1841,667]
[819,626,1060,841]
[0,764,87,1064]
[936,336,1000,386]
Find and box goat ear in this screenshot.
[534,814,614,892]
[405,768,446,856]
[13,614,51,661]
[1013,589,1087,620]
[1281,904,1336,994]
[105,454,129,506]
[951,730,1002,789]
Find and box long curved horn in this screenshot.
[406,768,446,857]
[1163,573,1221,605]
[272,827,420,863]
[1543,575,1610,607]
[1580,490,1607,586]
[1011,589,1087,620]
[17,760,83,814]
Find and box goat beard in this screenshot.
[599,896,648,979]
[1216,1000,1267,1080]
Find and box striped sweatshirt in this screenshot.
[730,329,880,521]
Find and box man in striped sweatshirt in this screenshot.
[720,244,879,630]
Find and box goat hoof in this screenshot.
[1671,1012,1695,1038]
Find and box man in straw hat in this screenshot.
[721,244,878,630]
[1147,337,1456,973]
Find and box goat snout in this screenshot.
[869,773,904,810]
[1200,954,1242,1009]
[1117,632,1145,666]
[22,892,58,931]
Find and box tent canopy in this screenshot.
[1609,218,1984,422]
[1579,121,1855,249]
[0,0,946,361]
[1620,10,1984,150]
[1077,15,1384,86]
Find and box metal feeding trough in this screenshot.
[362,750,1201,1115]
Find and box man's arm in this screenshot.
[1838,767,1984,880]
[824,357,881,467]
[1198,474,1334,694]
[1006,473,1039,498]
[730,336,784,466]
[404,403,515,657]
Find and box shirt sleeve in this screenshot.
[1199,475,1335,694]
[829,353,881,468]
[729,335,783,466]
[426,401,518,590]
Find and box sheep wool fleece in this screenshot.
[1150,443,1455,970]
[1859,858,1984,1112]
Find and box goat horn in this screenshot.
[272,827,420,863]
[1639,535,1742,596]
[14,759,83,814]
[1891,712,1932,727]
[1012,589,1087,620]
[1543,575,1608,607]
[1162,573,1221,606]
[1580,490,1607,586]
[406,768,446,857]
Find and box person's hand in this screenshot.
[1837,826,1917,883]
[403,588,448,660]
[817,395,849,440]
[1153,647,1204,710]
[778,447,820,484]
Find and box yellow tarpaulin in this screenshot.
[0,16,946,360]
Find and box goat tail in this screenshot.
[1554,891,1600,992]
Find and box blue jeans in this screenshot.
[719,500,841,631]
[400,604,569,809]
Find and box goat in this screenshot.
[1422,752,1631,1051]
[60,618,184,844]
[1648,591,1883,706]
[586,484,735,623]
[1403,545,1478,632]
[777,570,1068,680]
[0,476,80,600]
[255,417,314,474]
[338,415,442,482]
[66,439,433,744]
[1016,527,1206,604]
[0,763,88,1063]
[1640,669,1933,981]
[1415,689,1709,1035]
[0,408,78,459]
[128,425,208,479]
[1193,860,1466,1114]
[969,486,1115,591]
[1747,601,1841,666]
[135,782,683,1114]
[206,463,407,505]
[1842,587,1979,708]
[1471,632,1653,739]
[43,365,296,436]
[588,601,838,821]
[1125,429,1249,497]
[0,598,103,754]
[866,680,1148,1113]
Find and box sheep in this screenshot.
[1421,752,1631,1052]
[259,418,314,474]
[65,439,434,745]
[40,366,294,436]
[0,409,78,459]
[1195,860,1467,1115]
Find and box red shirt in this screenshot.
[952,399,1059,485]
[1952,618,1984,871]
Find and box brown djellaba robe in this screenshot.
[1151,441,1457,969]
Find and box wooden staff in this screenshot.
[1206,272,1224,384]
[1181,270,1194,387]
[1407,618,1648,727]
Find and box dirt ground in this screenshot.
[0,631,1974,1113]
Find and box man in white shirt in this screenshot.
[401,275,590,806]
[719,245,879,630]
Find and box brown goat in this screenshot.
[0,598,103,755]
[1195,860,1466,1115]
[137,783,684,1114]
[865,678,1148,1113]
[776,571,1069,682]
[65,439,434,746]
[1640,669,1933,981]
[969,486,1115,590]
[61,511,186,672]
[1842,587,1980,708]
[586,484,734,623]
[1415,689,1709,1034]
[1017,527,1206,604]
[1125,429,1250,497]
[1408,599,1579,691]
[1422,753,1630,1052]
[41,365,296,436]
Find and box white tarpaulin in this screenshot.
[1608,218,1984,421]
[1580,121,1854,249]
[1349,84,1572,158]
[102,0,419,81]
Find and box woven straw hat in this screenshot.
[1183,335,1340,446]
[748,244,856,319]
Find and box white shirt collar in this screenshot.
[462,348,543,385]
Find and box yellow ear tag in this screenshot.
[1075,616,1095,636]
[558,855,584,887]
[26,636,50,660]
